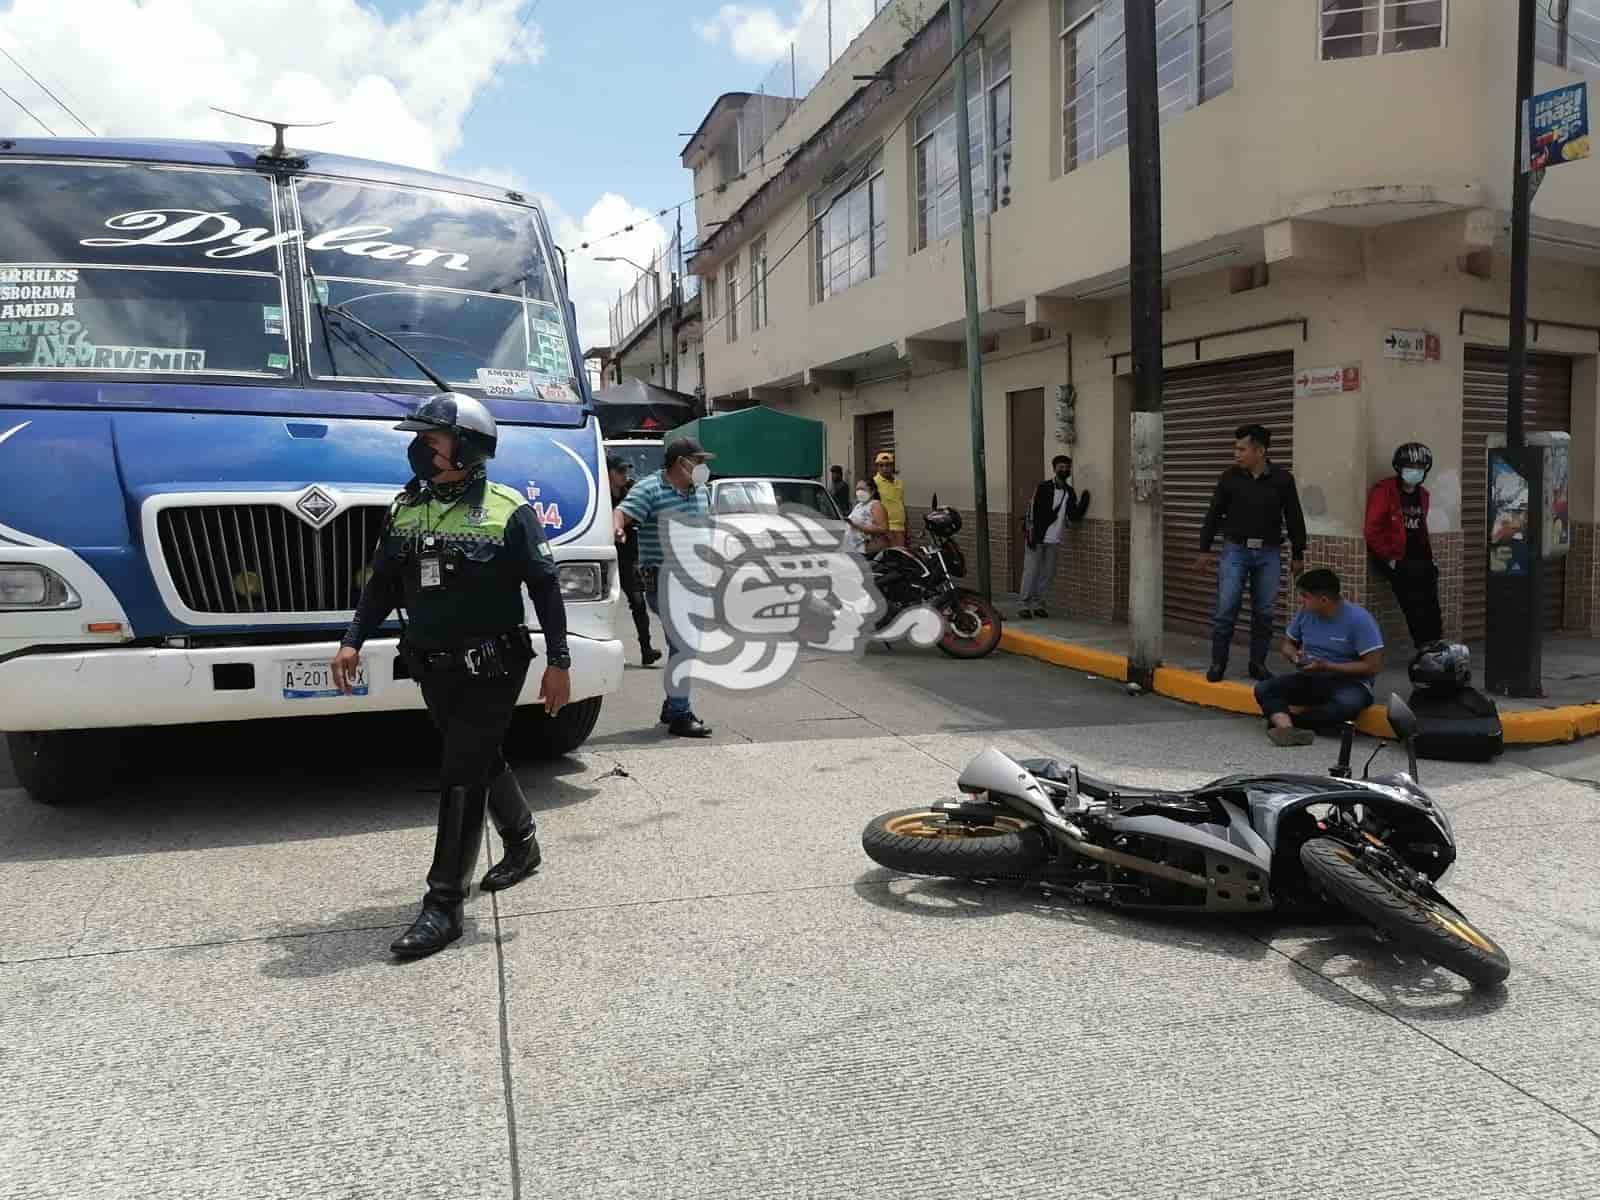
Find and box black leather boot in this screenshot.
[481,766,541,892]
[391,784,488,959]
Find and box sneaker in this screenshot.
[1268,725,1315,747]
[1017,608,1034,619]
[1205,662,1226,683]
[1247,661,1270,681]
[669,714,713,738]
[1034,607,1049,619]
[641,648,663,667]
[658,701,673,725]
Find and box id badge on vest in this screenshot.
[418,533,443,590]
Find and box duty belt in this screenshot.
[1225,535,1270,549]
[408,628,534,678]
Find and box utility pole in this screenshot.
[1486,0,1544,696]
[950,0,991,601]
[670,212,683,394]
[1125,0,1165,686]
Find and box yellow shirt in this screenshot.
[874,473,906,531]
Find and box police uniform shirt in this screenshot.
[342,474,570,657]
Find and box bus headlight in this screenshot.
[0,563,81,610]
[557,563,606,602]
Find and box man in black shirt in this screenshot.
[333,393,572,959]
[608,455,662,666]
[828,465,851,518]
[1194,423,1307,682]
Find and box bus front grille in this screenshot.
[156,503,388,616]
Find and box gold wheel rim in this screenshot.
[886,812,1027,840]
[1331,847,1500,955]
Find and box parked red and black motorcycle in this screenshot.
[872,500,1002,659]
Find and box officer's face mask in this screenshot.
[690,461,711,487]
[1401,467,1426,487]
[855,489,871,504]
[408,435,448,481]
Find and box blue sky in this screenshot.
[423,0,734,229]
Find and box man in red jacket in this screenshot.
[1365,442,1443,648]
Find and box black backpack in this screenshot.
[1406,683,1504,762]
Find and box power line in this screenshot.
[458,0,546,132]
[0,43,95,135]
[696,0,1009,346]
[0,81,56,135]
[563,143,803,260]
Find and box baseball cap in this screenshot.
[874,451,895,465]
[663,436,715,467]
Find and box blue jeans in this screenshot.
[1211,543,1280,667]
[643,583,691,718]
[1254,671,1372,728]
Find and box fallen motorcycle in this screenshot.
[862,695,1509,986]
[872,499,1002,659]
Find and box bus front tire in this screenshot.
[6,730,116,806]
[507,697,603,761]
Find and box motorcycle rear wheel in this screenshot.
[862,806,1048,879]
[1299,837,1510,986]
[937,590,1003,659]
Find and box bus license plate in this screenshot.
[283,659,368,699]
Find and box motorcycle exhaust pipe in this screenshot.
[1058,835,1214,892]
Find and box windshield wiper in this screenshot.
[306,265,453,393]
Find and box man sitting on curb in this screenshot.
[1253,568,1383,747]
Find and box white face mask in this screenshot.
[855,490,871,504]
[1400,467,1426,487]
[690,462,711,487]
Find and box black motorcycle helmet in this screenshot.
[924,506,963,538]
[1392,441,1434,476]
[394,392,499,469]
[1410,640,1470,688]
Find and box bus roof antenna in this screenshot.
[210,107,332,166]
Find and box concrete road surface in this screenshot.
[2,644,1598,1199]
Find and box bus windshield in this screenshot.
[295,178,578,401]
[0,159,580,403]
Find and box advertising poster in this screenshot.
[1488,451,1531,578]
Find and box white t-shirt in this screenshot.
[1043,484,1070,545]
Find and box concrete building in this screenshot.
[681,0,1600,651]
[603,229,706,401]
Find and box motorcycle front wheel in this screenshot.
[937,589,1003,659]
[862,807,1048,879]
[1299,837,1510,986]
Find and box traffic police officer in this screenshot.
[332,393,572,959]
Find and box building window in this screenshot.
[1060,1,1234,176]
[724,256,739,343]
[704,275,717,324]
[812,149,886,302]
[1538,1,1600,72]
[1319,1,1445,60]
[749,234,768,331]
[913,50,985,248]
[988,38,1014,212]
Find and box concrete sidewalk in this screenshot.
[995,597,1600,745]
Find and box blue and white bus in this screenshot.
[0,137,623,802]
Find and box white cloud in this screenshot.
[544,193,672,353]
[693,0,878,75]
[0,0,543,170]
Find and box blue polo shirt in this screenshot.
[1289,600,1385,693]
[617,470,709,567]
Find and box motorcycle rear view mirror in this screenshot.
[1385,694,1421,781]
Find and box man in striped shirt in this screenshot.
[613,436,714,737]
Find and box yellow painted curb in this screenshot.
[1151,667,1260,715]
[999,626,1600,747]
[999,629,1127,681]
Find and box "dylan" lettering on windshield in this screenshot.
[80,210,471,272]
